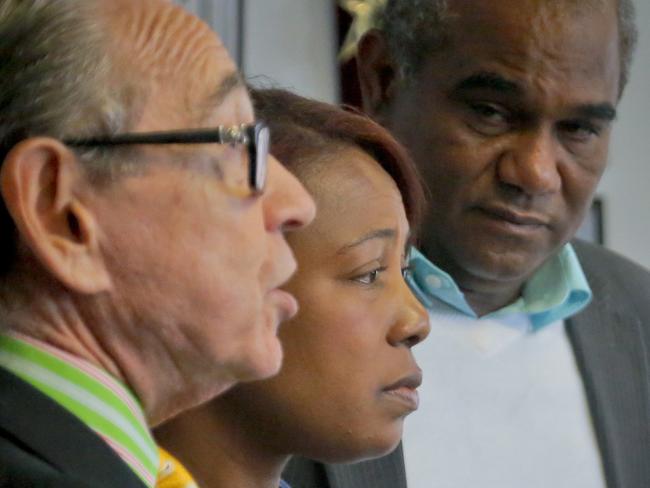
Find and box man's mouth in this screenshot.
[478,205,549,227]
[267,288,299,323]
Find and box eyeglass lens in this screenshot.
[253,125,269,193]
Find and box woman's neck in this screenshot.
[155,400,289,488]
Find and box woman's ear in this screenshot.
[357,29,400,124]
[0,138,112,293]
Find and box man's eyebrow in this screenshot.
[454,72,617,121]
[575,103,617,122]
[337,228,397,255]
[206,71,245,110]
[454,71,522,95]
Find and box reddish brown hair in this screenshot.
[251,88,426,239]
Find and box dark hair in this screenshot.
[251,88,426,238]
[379,0,638,96]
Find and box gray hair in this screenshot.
[0,0,137,276]
[378,0,638,94]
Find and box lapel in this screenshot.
[323,443,407,488]
[566,257,650,487]
[0,366,147,488]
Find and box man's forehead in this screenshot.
[447,0,610,16]
[445,0,616,50]
[101,0,248,127]
[429,0,620,100]
[103,0,235,81]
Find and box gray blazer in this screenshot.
[283,241,650,488]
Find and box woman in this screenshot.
[155,89,430,488]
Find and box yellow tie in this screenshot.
[156,448,199,488]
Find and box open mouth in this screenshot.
[267,288,299,323]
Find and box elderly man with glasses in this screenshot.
[0,0,314,486]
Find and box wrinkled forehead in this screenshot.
[101,0,248,128]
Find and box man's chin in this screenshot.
[461,246,547,284]
[234,334,285,384]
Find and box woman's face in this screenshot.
[218,146,430,463]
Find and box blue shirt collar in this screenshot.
[408,243,592,330]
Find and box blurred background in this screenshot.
[176,0,650,269]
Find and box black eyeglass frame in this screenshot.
[63,122,269,195]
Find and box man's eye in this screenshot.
[472,103,504,119]
[467,102,510,135]
[352,267,386,285]
[558,120,601,143]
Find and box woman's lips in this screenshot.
[382,370,423,411]
[383,386,420,411]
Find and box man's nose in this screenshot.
[497,128,562,197]
[263,157,316,233]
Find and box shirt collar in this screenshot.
[0,332,158,487]
[408,243,592,330]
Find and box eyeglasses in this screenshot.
[64,123,270,195]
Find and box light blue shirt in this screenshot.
[407,243,592,329]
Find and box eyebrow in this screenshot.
[575,103,617,122]
[337,228,397,255]
[454,71,522,95]
[206,71,246,110]
[454,70,617,121]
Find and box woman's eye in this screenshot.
[353,267,386,285]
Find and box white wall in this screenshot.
[242,0,338,103]
[599,0,650,269]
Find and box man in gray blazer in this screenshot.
[285,0,650,487]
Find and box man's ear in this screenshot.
[0,138,112,294]
[357,29,399,123]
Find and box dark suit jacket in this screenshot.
[0,366,146,487]
[284,241,650,488]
